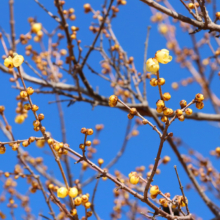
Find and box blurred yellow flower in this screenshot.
[146,58,159,74]
[13,55,24,67]
[155,49,172,64]
[4,56,13,68]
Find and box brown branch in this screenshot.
[143,122,169,199]
[140,0,220,32]
[9,0,16,51]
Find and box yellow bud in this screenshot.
[150,185,160,196]
[156,107,163,113]
[20,91,28,98]
[176,109,183,116]
[195,93,204,102]
[36,139,45,148]
[159,24,168,35]
[161,116,168,123]
[178,115,185,122]
[156,100,165,108]
[68,187,78,198]
[86,129,93,135]
[84,202,91,209]
[158,78,165,85]
[185,108,193,115]
[155,49,172,64]
[57,187,68,198]
[81,195,89,203]
[163,92,171,101]
[70,208,77,216]
[0,145,6,154]
[159,198,168,207]
[109,95,118,107]
[15,115,25,124]
[188,3,195,9]
[150,78,158,87]
[196,102,204,109]
[27,87,34,95]
[74,196,82,206]
[162,156,171,164]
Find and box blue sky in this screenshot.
[0,0,220,219]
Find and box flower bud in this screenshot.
[74,196,82,206]
[127,113,134,119]
[15,115,25,124]
[185,108,193,115]
[196,102,204,109]
[130,108,137,115]
[150,185,160,196]
[109,95,118,107]
[162,156,171,164]
[195,93,204,102]
[159,198,168,207]
[70,208,77,216]
[68,187,78,198]
[158,78,165,86]
[84,202,91,209]
[180,100,187,108]
[20,91,28,99]
[156,107,163,113]
[178,115,185,122]
[188,3,195,9]
[156,100,165,108]
[27,87,34,95]
[161,116,168,123]
[176,109,183,116]
[57,187,68,198]
[86,129,93,135]
[150,78,158,87]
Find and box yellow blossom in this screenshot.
[4,56,13,68]
[146,58,159,74]
[13,55,24,67]
[155,49,172,64]
[159,24,168,34]
[15,115,25,124]
[32,23,42,34]
[57,187,68,198]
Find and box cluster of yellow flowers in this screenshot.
[31,23,43,42]
[146,49,172,74]
[57,187,92,217]
[4,53,24,68]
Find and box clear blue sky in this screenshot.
[0,0,219,219]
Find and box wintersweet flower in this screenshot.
[4,56,13,68]
[146,58,159,74]
[13,54,24,67]
[57,187,68,198]
[155,49,172,64]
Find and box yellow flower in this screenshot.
[155,49,172,64]
[146,58,159,74]
[15,115,25,124]
[32,23,42,34]
[159,24,168,34]
[4,56,13,68]
[13,55,24,67]
[68,187,78,198]
[36,139,45,148]
[57,187,68,198]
